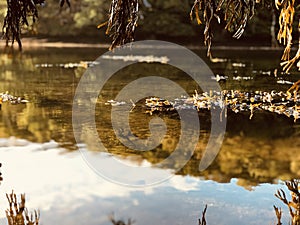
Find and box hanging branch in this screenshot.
[2,0,46,50]
[190,0,256,58]
[99,0,139,50]
[190,0,218,57]
[190,0,300,73]
[280,17,300,72]
[276,0,295,60]
[2,0,71,51]
[275,0,300,72]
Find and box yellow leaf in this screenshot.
[97,21,108,29]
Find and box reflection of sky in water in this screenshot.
[0,138,289,225]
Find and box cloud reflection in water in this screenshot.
[0,138,283,225]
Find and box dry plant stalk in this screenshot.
[0,163,2,183]
[274,205,282,225]
[109,213,135,225]
[198,204,208,225]
[6,190,40,225]
[275,180,300,225]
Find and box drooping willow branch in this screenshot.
[190,0,256,58]
[99,0,139,50]
[276,0,300,72]
[2,0,46,50]
[2,0,70,51]
[190,0,299,72]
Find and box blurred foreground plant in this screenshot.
[6,190,40,225]
[0,163,2,184]
[198,205,207,225]
[274,179,300,225]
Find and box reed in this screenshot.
[5,191,40,225]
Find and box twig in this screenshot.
[198,204,208,225]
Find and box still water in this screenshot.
[0,46,300,225]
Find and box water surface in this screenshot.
[0,46,299,224]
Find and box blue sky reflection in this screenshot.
[0,138,288,225]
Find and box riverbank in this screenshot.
[0,37,287,51]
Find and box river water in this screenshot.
[0,46,300,225]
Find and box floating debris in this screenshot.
[277,79,294,85]
[105,87,300,121]
[105,100,126,106]
[101,55,170,64]
[0,92,28,107]
[211,74,227,82]
[232,62,246,67]
[35,61,99,69]
[210,57,228,63]
[143,89,300,122]
[232,76,253,81]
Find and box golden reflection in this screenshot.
[1,49,300,189]
[1,89,300,188]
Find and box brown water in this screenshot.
[0,46,299,225]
